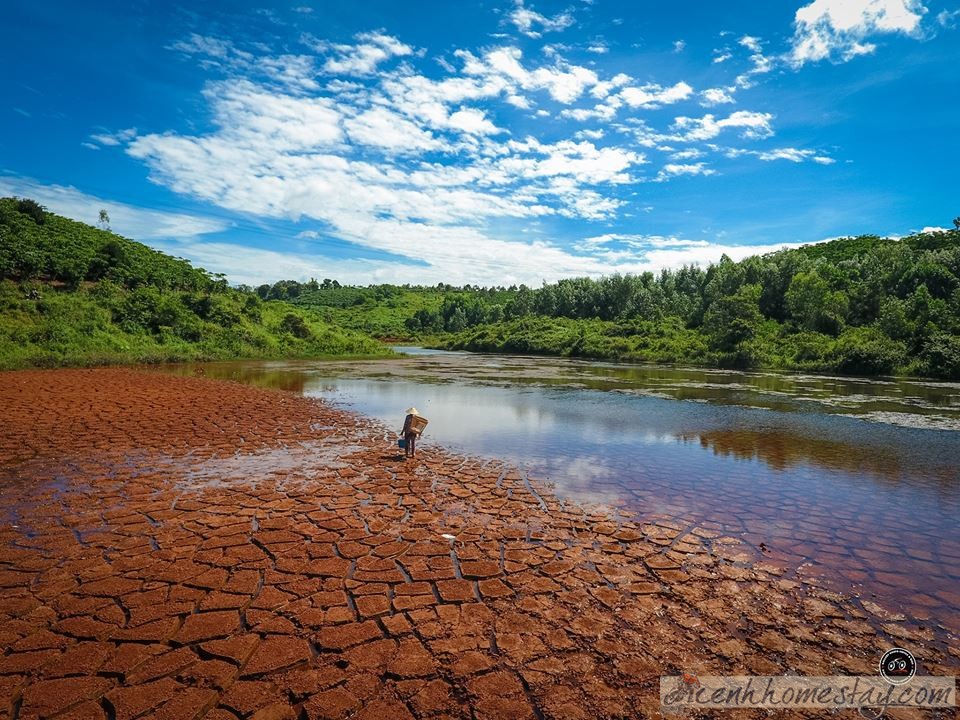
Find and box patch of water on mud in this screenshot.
[171,441,365,489]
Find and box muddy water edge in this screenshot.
[157,350,960,640]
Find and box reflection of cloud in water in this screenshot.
[148,353,960,634]
[528,453,692,516]
[309,379,688,453]
[158,352,960,427]
[311,381,562,445]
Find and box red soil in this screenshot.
[0,369,955,719]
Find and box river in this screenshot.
[159,348,960,633]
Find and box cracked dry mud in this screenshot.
[0,369,956,720]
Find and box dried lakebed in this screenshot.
[0,368,957,719]
[162,352,960,633]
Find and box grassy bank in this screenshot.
[0,198,388,369]
[434,314,934,375]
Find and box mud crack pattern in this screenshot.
[0,369,956,720]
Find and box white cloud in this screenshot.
[739,35,763,53]
[204,79,342,150]
[673,40,686,52]
[508,0,574,38]
[640,239,813,268]
[344,106,441,152]
[937,9,960,27]
[699,88,735,106]
[169,33,321,92]
[579,233,710,250]
[723,146,835,164]
[671,110,774,141]
[669,148,704,160]
[124,70,651,277]
[620,81,694,108]
[712,52,732,64]
[478,47,599,103]
[0,176,228,240]
[575,234,817,272]
[89,127,138,147]
[756,147,817,162]
[84,24,839,286]
[122,65,662,284]
[655,163,715,181]
[447,107,502,135]
[756,147,835,164]
[560,80,693,122]
[575,128,605,140]
[499,138,645,184]
[259,54,320,90]
[151,233,824,287]
[590,72,630,99]
[317,31,413,76]
[169,33,247,62]
[735,35,774,88]
[789,0,926,66]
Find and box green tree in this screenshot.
[446,306,467,333]
[16,198,45,224]
[702,283,763,352]
[280,313,312,339]
[830,327,906,375]
[785,271,847,335]
[920,333,960,379]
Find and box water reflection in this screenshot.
[154,351,960,626]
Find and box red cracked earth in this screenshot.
[0,368,956,719]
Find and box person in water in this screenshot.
[400,407,424,458]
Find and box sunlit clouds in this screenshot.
[30,0,955,285]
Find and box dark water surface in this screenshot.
[158,349,960,631]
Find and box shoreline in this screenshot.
[0,368,956,719]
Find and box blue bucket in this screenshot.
[397,438,407,449]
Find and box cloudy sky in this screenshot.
[2,0,958,286]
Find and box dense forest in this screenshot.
[275,227,960,379]
[0,198,386,369]
[2,195,959,378]
[440,230,960,378]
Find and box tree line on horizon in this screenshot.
[276,228,960,378]
[2,195,959,378]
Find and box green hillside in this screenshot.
[438,230,960,378]
[3,195,958,379]
[0,198,387,369]
[260,280,514,341]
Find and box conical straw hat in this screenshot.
[406,407,419,415]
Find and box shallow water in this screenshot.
[159,349,960,628]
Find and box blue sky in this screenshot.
[2,0,958,286]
